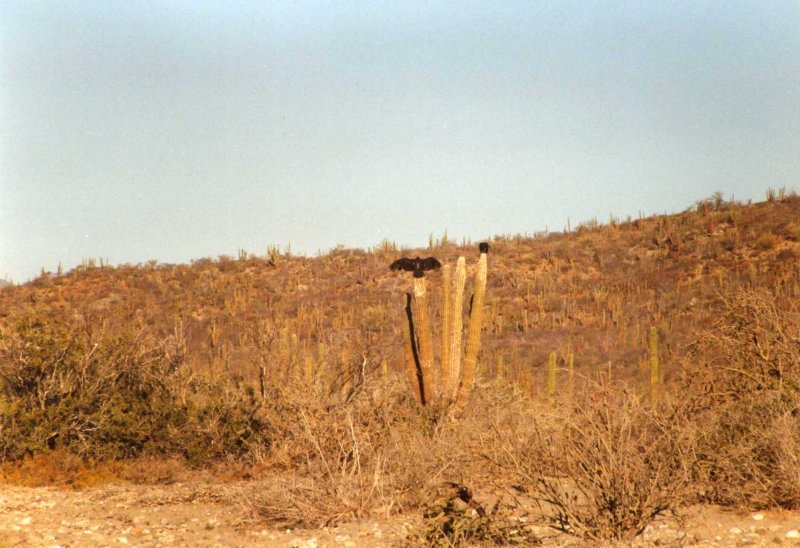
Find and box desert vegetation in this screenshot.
[1,191,799,544]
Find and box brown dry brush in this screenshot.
[239,376,539,529]
[487,386,691,541]
[677,288,800,509]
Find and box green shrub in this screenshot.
[0,316,269,463]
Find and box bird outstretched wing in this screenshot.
[419,257,442,272]
[390,257,416,272]
[389,256,442,276]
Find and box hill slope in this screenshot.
[1,194,798,393]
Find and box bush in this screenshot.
[754,233,779,250]
[489,388,690,541]
[236,378,542,529]
[0,315,269,463]
[238,376,432,527]
[679,289,800,508]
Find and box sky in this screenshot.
[1,1,799,282]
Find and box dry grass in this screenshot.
[0,450,123,489]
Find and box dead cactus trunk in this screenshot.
[413,277,438,404]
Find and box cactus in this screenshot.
[649,326,660,406]
[402,294,424,405]
[340,345,351,395]
[303,354,314,384]
[394,245,488,413]
[444,257,467,401]
[547,351,557,401]
[413,277,438,404]
[440,264,452,394]
[567,349,575,396]
[455,251,488,413]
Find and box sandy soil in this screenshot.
[2,482,800,547]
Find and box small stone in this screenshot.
[116,537,128,544]
[343,542,357,548]
[19,517,32,525]
[786,530,800,539]
[730,527,744,535]
[753,513,765,521]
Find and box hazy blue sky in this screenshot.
[2,1,799,282]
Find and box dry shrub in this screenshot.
[679,288,800,508]
[0,315,268,463]
[237,475,365,529]
[489,387,690,541]
[241,377,538,529]
[782,221,800,241]
[754,233,779,250]
[240,376,430,527]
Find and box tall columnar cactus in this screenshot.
[440,264,452,394]
[303,354,314,384]
[455,249,488,413]
[393,244,488,413]
[402,294,423,405]
[444,257,467,401]
[567,349,575,396]
[547,351,557,401]
[413,277,438,404]
[649,326,660,406]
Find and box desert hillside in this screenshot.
[2,192,798,389]
[1,191,799,545]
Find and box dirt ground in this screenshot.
[2,481,800,547]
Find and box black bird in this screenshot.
[389,256,442,278]
[479,242,490,254]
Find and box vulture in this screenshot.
[389,256,442,278]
